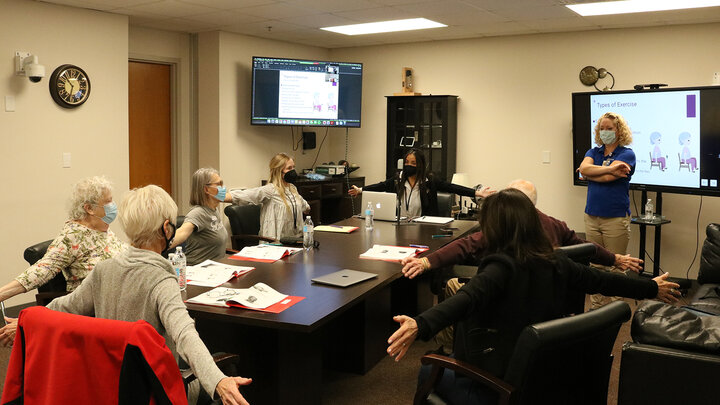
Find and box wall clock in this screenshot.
[49,64,91,108]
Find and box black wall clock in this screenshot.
[49,64,91,108]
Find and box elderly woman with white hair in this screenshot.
[12,185,252,404]
[169,167,228,265]
[0,176,126,304]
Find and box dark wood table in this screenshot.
[186,218,478,405]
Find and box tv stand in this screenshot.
[631,190,671,277]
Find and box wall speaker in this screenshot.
[303,132,316,150]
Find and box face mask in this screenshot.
[212,185,226,201]
[283,169,298,184]
[160,222,177,257]
[403,165,418,177]
[98,202,117,224]
[599,130,617,145]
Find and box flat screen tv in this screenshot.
[572,86,720,196]
[251,56,363,128]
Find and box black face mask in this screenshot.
[283,169,299,184]
[161,222,177,257]
[403,164,418,177]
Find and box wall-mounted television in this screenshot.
[572,86,720,197]
[251,56,363,128]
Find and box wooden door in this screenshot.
[128,61,172,193]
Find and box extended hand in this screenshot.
[614,254,643,273]
[475,186,495,199]
[348,185,361,197]
[653,273,681,304]
[0,317,18,347]
[401,257,425,279]
[387,315,418,362]
[216,376,252,405]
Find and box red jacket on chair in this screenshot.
[1,306,188,405]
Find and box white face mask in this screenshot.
[599,130,617,145]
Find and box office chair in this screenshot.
[224,205,275,250]
[557,242,596,315]
[649,152,662,170]
[415,300,631,405]
[23,239,68,306]
[436,192,454,218]
[679,153,691,172]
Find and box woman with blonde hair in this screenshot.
[577,111,636,309]
[228,153,310,241]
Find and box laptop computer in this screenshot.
[312,269,378,287]
[360,191,399,221]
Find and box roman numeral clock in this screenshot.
[49,64,91,108]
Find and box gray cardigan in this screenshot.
[48,246,225,397]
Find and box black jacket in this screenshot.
[363,175,475,216]
[414,252,658,378]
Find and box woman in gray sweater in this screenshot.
[48,185,251,405]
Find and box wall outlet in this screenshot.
[713,72,720,86]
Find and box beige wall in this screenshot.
[0,0,129,306]
[329,23,720,278]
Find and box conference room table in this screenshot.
[185,217,479,405]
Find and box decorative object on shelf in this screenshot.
[49,64,91,108]
[394,67,421,96]
[579,65,615,91]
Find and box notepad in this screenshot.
[359,244,429,262]
[186,283,305,313]
[229,245,303,263]
[313,225,359,233]
[186,260,253,287]
[412,216,454,224]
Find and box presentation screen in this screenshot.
[572,86,720,196]
[251,56,363,128]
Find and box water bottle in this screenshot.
[303,216,314,251]
[644,198,654,221]
[365,202,374,230]
[172,246,187,291]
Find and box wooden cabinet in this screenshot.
[295,177,365,224]
[386,95,458,181]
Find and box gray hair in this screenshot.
[119,185,178,248]
[190,167,219,206]
[68,176,113,220]
[507,179,537,206]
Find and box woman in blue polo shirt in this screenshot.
[578,112,636,309]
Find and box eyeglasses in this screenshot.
[207,288,239,299]
[206,182,224,187]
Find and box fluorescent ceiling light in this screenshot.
[567,0,720,16]
[321,18,446,35]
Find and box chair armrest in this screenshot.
[182,353,241,386]
[414,354,514,405]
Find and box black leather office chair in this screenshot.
[557,242,597,315]
[224,205,275,250]
[415,300,631,405]
[23,239,68,306]
[436,192,454,218]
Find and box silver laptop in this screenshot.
[312,269,378,287]
[360,191,399,221]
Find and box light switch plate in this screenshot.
[542,150,551,164]
[62,153,71,168]
[5,96,15,112]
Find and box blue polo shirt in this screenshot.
[584,145,636,217]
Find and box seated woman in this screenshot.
[679,131,697,172]
[650,131,667,170]
[6,185,252,404]
[348,149,492,218]
[387,188,680,404]
[170,168,228,265]
[228,153,309,241]
[0,176,126,304]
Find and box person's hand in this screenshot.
[653,272,681,304]
[215,376,252,405]
[610,162,631,178]
[348,185,361,197]
[475,186,495,199]
[614,254,643,273]
[0,317,18,347]
[401,257,426,279]
[387,315,418,362]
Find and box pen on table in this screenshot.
[329,225,344,228]
[432,234,451,238]
[410,244,429,249]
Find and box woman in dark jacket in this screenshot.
[348,149,492,217]
[387,188,680,404]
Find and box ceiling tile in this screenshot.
[177,0,276,10]
[122,0,220,18]
[333,6,413,22]
[284,0,382,13]
[279,13,358,28]
[185,10,267,26]
[233,2,324,19]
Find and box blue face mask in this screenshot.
[599,130,617,145]
[212,186,227,201]
[100,202,117,224]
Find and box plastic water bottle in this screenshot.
[303,216,314,251]
[365,202,374,230]
[172,246,187,291]
[644,198,654,221]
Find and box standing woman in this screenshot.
[348,149,492,218]
[578,112,636,309]
[229,153,310,241]
[169,168,228,266]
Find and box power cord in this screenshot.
[290,126,304,151]
[343,127,355,215]
[310,127,329,169]
[685,195,703,279]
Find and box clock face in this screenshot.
[49,64,91,108]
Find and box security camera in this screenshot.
[15,52,45,83]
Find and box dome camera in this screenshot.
[15,52,45,83]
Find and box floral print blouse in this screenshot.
[16,221,127,292]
